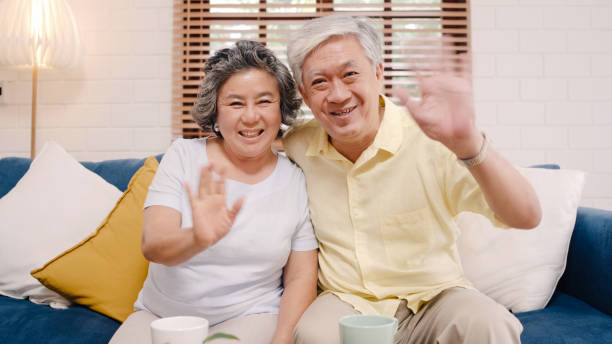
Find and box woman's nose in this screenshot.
[241,104,260,123]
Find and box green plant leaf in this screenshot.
[203,333,239,343]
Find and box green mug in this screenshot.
[339,314,398,344]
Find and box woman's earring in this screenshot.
[213,122,219,133]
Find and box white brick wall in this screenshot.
[1,0,611,210]
[0,0,173,158]
[472,0,612,210]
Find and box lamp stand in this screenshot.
[31,64,38,159]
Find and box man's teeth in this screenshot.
[332,108,352,115]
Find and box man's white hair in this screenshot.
[287,14,383,88]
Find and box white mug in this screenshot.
[150,316,209,344]
[339,314,398,344]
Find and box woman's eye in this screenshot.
[259,99,271,104]
[230,102,243,106]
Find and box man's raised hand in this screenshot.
[392,40,483,159]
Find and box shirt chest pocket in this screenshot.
[380,207,438,267]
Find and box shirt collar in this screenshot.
[371,95,404,155]
[305,120,342,159]
[306,95,404,159]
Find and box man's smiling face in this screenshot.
[299,35,384,153]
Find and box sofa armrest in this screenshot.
[558,207,612,316]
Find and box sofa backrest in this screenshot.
[0,157,32,199]
[559,206,612,316]
[0,155,163,198]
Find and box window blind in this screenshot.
[172,0,470,138]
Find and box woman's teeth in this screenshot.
[240,130,262,137]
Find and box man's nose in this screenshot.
[327,79,350,103]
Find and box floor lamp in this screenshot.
[0,0,81,158]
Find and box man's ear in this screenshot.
[375,62,384,86]
[298,84,308,104]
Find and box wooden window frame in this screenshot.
[172,0,470,139]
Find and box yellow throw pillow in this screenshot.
[31,156,159,322]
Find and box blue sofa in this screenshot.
[0,156,611,343]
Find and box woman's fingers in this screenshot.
[184,181,195,204]
[188,163,230,202]
[214,165,227,195]
[229,196,245,220]
[198,165,214,196]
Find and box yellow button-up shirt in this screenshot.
[284,96,505,317]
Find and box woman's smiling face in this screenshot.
[216,68,282,162]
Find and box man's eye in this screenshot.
[311,79,325,86]
[345,71,358,77]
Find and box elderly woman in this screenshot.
[109,40,318,344]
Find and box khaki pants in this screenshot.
[109,310,278,344]
[293,288,522,344]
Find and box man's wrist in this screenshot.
[457,132,489,168]
[271,332,291,344]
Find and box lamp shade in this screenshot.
[0,0,81,68]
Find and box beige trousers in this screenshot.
[293,288,523,344]
[109,310,278,344]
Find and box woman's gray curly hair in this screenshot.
[191,40,302,137]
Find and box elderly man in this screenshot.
[283,14,542,344]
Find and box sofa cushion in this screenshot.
[517,292,612,344]
[457,167,585,313]
[0,141,123,307]
[32,156,159,322]
[0,295,119,344]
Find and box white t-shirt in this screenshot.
[134,138,318,326]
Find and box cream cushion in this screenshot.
[0,141,122,308]
[457,167,586,313]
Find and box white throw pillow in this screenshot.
[0,141,122,308]
[456,167,585,313]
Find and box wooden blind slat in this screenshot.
[175,19,467,26]
[175,12,466,19]
[174,28,469,35]
[176,2,467,10]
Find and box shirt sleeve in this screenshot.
[290,170,319,251]
[439,146,509,229]
[144,139,187,213]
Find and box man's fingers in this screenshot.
[440,34,458,75]
[458,52,472,80]
[392,88,420,115]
